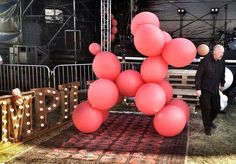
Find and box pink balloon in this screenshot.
[158,80,173,103]
[72,101,103,133]
[168,99,190,121]
[162,31,172,43]
[88,79,119,110]
[140,56,168,83]
[89,43,101,55]
[101,110,109,123]
[131,11,160,35]
[111,34,116,42]
[111,26,118,34]
[112,19,118,26]
[135,83,166,115]
[134,24,165,57]
[92,52,121,81]
[116,70,144,97]
[162,38,197,67]
[154,105,186,137]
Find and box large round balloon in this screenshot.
[220,91,228,111]
[223,67,234,90]
[140,56,168,83]
[116,70,144,97]
[131,11,160,35]
[162,38,197,67]
[101,110,109,123]
[197,44,209,56]
[92,52,121,81]
[135,83,166,115]
[112,19,118,26]
[111,26,118,34]
[111,34,116,42]
[154,105,186,137]
[89,43,101,56]
[72,101,103,133]
[88,79,119,110]
[162,31,172,43]
[168,99,190,121]
[116,92,124,104]
[158,80,173,103]
[134,24,165,57]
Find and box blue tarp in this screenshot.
[0,32,19,42]
[0,0,19,43]
[0,0,17,13]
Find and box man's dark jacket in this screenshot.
[195,54,225,94]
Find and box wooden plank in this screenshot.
[168,79,195,82]
[171,85,195,89]
[173,89,197,96]
[168,69,197,75]
[169,78,195,82]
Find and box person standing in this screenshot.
[195,44,225,136]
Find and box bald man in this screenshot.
[195,44,225,136]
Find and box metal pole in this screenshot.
[47,16,72,46]
[108,0,111,51]
[22,0,34,16]
[73,0,77,64]
[19,0,23,44]
[212,14,217,45]
[180,15,183,37]
[130,0,133,22]
[100,0,102,49]
[224,4,228,48]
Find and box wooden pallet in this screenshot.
[167,69,196,89]
[86,70,199,113]
[167,69,199,113]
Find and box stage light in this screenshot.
[177,8,186,14]
[210,8,219,14]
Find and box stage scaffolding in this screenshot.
[101,0,111,52]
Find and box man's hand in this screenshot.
[219,86,224,92]
[196,90,201,97]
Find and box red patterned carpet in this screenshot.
[9,113,188,164]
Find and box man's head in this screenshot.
[213,44,224,61]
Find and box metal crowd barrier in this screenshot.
[52,63,96,90]
[52,62,141,90]
[121,62,141,71]
[0,62,142,93]
[0,64,51,92]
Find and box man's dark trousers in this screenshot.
[200,90,220,130]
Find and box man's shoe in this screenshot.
[219,111,227,114]
[211,123,217,129]
[204,129,211,136]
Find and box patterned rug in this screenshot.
[9,113,188,164]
